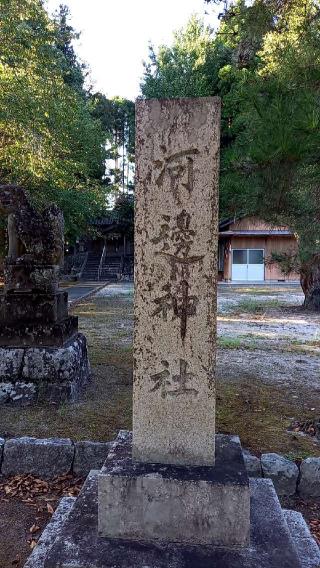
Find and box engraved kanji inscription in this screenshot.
[151,211,202,339]
[155,148,199,202]
[152,281,198,340]
[175,280,198,340]
[171,359,198,397]
[152,284,175,322]
[150,359,198,399]
[150,360,171,399]
[152,210,203,281]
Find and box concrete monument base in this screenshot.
[0,333,90,405]
[25,431,320,568]
[98,431,250,546]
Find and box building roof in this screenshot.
[219,217,239,230]
[219,230,293,237]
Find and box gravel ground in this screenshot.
[217,284,320,392]
[97,282,320,392]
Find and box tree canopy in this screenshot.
[0,0,108,240]
[91,94,135,194]
[141,0,320,307]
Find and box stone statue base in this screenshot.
[0,333,90,405]
[24,431,320,568]
[0,316,79,348]
[98,432,250,546]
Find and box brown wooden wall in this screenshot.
[222,235,299,281]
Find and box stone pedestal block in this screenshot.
[0,291,68,324]
[0,333,90,405]
[36,440,320,568]
[4,261,60,293]
[0,315,78,347]
[98,431,250,547]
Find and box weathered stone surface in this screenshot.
[2,437,74,478]
[44,473,303,568]
[0,291,68,324]
[24,496,75,568]
[0,381,36,405]
[0,315,78,348]
[283,509,320,568]
[0,437,4,467]
[4,262,60,294]
[0,185,64,274]
[243,449,262,477]
[22,334,89,383]
[0,186,90,406]
[299,457,320,497]
[0,348,24,379]
[0,188,78,347]
[133,97,220,467]
[261,453,299,496]
[74,441,112,477]
[98,431,250,546]
[0,334,90,405]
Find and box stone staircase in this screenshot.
[100,257,122,280]
[81,253,101,280]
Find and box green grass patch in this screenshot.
[230,298,282,314]
[218,334,261,350]
[218,336,242,349]
[217,380,320,458]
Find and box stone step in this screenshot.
[24,496,75,568]
[283,509,320,568]
[28,448,319,568]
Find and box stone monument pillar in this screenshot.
[98,98,250,546]
[133,98,218,467]
[0,186,90,404]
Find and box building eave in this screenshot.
[219,230,293,237]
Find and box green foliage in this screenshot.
[0,0,108,240]
[113,193,134,237]
[91,94,135,193]
[141,0,320,278]
[266,251,300,276]
[223,0,320,264]
[142,16,232,99]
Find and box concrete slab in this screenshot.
[41,471,306,567]
[24,496,75,568]
[63,282,108,305]
[283,509,320,568]
[98,432,250,546]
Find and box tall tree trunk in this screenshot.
[300,253,320,310]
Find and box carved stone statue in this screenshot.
[0,185,64,266]
[0,186,65,293]
[0,185,90,405]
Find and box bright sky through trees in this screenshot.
[45,0,218,99]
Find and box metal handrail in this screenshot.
[98,244,107,281]
[78,252,89,279]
